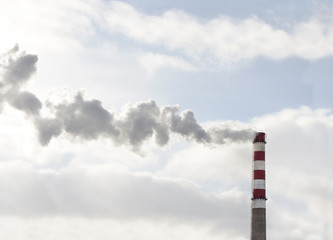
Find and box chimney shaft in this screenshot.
[251,132,266,240]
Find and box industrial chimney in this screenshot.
[251,132,266,240]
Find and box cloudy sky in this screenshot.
[0,0,332,239]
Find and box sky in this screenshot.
[0,0,332,240]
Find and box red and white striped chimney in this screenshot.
[251,132,266,240]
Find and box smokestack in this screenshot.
[251,132,266,240]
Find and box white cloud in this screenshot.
[1,0,333,86]
[2,0,333,87]
[106,1,333,64]
[0,217,248,240]
[0,161,248,223]
[160,143,251,184]
[138,52,197,75]
[0,0,101,53]
[0,105,331,239]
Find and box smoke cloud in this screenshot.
[8,90,42,115]
[0,44,41,115]
[0,46,254,149]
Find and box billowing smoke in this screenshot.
[0,44,41,115]
[0,46,254,149]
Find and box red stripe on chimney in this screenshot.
[254,170,265,179]
[254,151,265,160]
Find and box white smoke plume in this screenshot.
[0,46,254,149]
